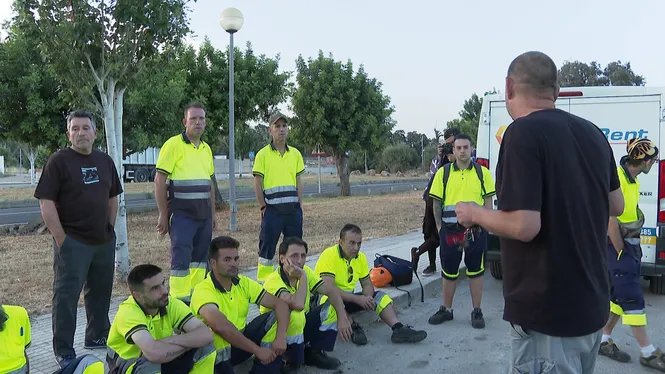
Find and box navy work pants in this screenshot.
[257,205,303,282]
[169,212,213,302]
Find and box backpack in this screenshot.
[440,162,486,233]
[373,254,424,306]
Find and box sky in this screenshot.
[1,0,664,136]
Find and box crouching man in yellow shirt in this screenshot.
[260,237,354,372]
[106,264,217,374]
[190,236,294,374]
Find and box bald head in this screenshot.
[507,51,559,101]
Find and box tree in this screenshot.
[451,89,497,143]
[182,38,292,157]
[0,26,70,171]
[558,60,645,87]
[292,51,395,196]
[11,0,196,281]
[389,129,406,145]
[379,144,419,173]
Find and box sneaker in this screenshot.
[471,308,486,329]
[410,247,419,269]
[351,321,367,346]
[422,265,436,276]
[55,354,76,369]
[84,336,107,350]
[640,348,665,372]
[599,339,631,363]
[428,306,454,325]
[391,325,427,343]
[304,348,341,370]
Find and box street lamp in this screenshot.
[220,7,244,232]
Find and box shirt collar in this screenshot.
[337,244,358,260]
[269,141,290,152]
[210,271,240,293]
[133,296,167,317]
[620,159,637,184]
[452,161,473,171]
[279,266,292,286]
[181,131,206,149]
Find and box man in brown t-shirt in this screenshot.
[34,110,123,369]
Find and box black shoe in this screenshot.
[280,360,301,374]
[391,325,427,343]
[84,336,107,350]
[351,321,368,346]
[55,354,76,369]
[304,348,341,370]
[471,308,485,329]
[428,306,454,325]
[599,339,631,363]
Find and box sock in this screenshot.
[641,344,656,357]
[601,334,611,343]
[392,322,404,331]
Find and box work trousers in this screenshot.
[257,205,303,282]
[52,235,115,357]
[304,302,339,352]
[169,212,213,303]
[607,240,646,326]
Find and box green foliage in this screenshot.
[379,144,420,173]
[183,38,292,157]
[422,144,437,169]
[0,28,69,151]
[292,50,395,195]
[558,60,645,87]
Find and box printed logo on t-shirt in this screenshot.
[81,167,100,184]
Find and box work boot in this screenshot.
[422,265,436,276]
[55,354,76,369]
[410,247,419,269]
[640,348,665,372]
[280,360,301,374]
[84,336,107,350]
[391,325,427,343]
[304,348,341,370]
[598,339,631,362]
[351,321,367,345]
[471,308,486,329]
[428,306,454,325]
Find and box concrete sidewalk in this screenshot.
[27,230,456,373]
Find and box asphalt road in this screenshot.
[282,276,665,374]
[0,181,424,226]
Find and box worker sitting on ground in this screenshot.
[190,235,293,374]
[260,236,354,372]
[314,223,428,346]
[106,264,217,374]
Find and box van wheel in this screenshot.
[135,168,150,183]
[649,276,665,295]
[489,260,503,280]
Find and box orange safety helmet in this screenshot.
[370,266,393,288]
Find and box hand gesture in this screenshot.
[284,258,305,279]
[337,313,353,342]
[356,295,376,310]
[156,213,169,236]
[455,202,479,228]
[255,347,276,365]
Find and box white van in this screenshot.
[476,86,665,295]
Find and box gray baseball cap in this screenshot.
[268,111,288,126]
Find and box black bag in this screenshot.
[374,254,424,305]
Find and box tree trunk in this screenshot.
[99,77,130,283]
[335,152,351,196]
[28,147,36,186]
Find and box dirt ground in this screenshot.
[0,191,425,316]
[0,173,424,201]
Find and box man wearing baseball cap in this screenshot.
[600,137,665,372]
[252,111,306,282]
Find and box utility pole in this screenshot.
[421,134,424,165]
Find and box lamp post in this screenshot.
[220,7,244,232]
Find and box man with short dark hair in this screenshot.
[455,51,624,373]
[106,264,216,373]
[315,224,428,346]
[253,112,305,282]
[35,109,123,368]
[428,133,495,329]
[412,128,459,276]
[190,235,292,374]
[155,102,216,304]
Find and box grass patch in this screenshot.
[0,173,425,201]
[0,191,424,316]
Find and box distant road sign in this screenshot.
[248,151,255,160]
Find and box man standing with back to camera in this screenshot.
[35,110,123,368]
[455,51,624,373]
